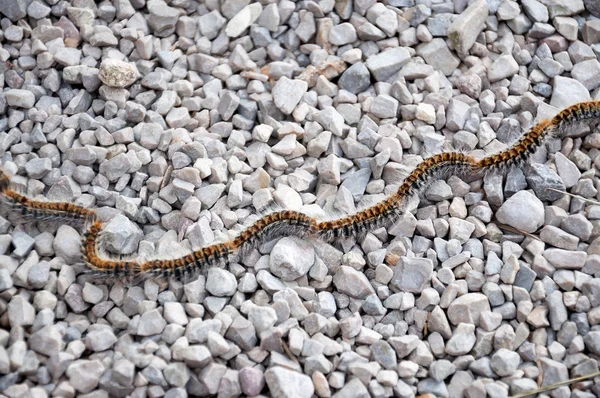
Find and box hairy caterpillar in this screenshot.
[1,101,599,281]
[316,152,478,241]
[0,170,95,224]
[82,210,318,281]
[481,101,600,171]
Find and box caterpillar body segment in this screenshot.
[552,100,600,132]
[479,119,552,172]
[0,169,95,225]
[479,101,600,172]
[397,152,479,196]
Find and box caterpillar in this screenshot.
[1,101,599,281]
[481,101,600,171]
[316,152,478,241]
[82,210,319,282]
[0,169,95,224]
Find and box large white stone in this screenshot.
[496,191,545,233]
[550,76,591,109]
[448,0,489,54]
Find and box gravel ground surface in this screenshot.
[1,0,600,397]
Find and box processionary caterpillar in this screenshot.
[0,170,96,224]
[1,101,599,282]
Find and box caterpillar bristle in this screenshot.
[0,170,10,193]
[0,101,598,284]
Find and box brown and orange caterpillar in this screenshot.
[316,152,479,241]
[82,210,319,281]
[1,101,599,281]
[0,169,95,224]
[480,101,600,171]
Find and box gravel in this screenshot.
[1,1,600,397]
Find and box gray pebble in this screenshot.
[391,257,433,293]
[417,38,460,76]
[5,89,36,109]
[8,296,35,327]
[329,23,357,46]
[447,0,488,54]
[137,309,167,336]
[446,323,476,356]
[29,325,64,357]
[491,348,520,377]
[365,47,411,81]
[333,266,375,299]
[101,214,143,255]
[550,76,591,108]
[447,293,491,326]
[239,367,265,397]
[270,237,315,281]
[225,316,257,351]
[496,191,544,233]
[540,358,568,387]
[338,63,371,95]
[66,359,105,394]
[264,366,314,398]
